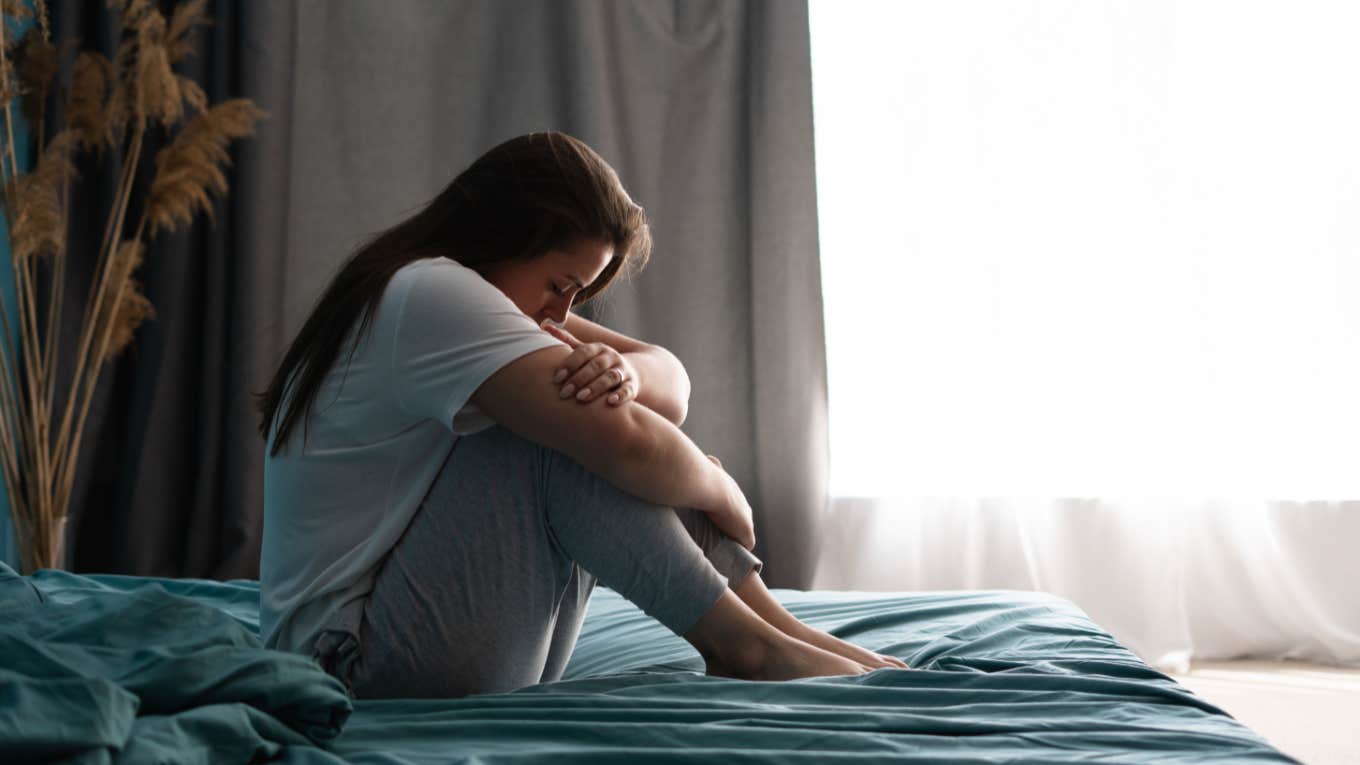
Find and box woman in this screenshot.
[254,132,906,699]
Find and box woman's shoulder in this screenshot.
[388,256,481,291]
[388,256,507,313]
[394,254,466,277]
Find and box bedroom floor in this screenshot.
[1166,660,1360,764]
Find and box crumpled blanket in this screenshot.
[0,561,351,764]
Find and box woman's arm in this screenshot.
[470,345,755,549]
[558,312,691,426]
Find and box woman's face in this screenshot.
[475,238,614,326]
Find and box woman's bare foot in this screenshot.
[784,623,909,671]
[728,570,909,671]
[686,590,867,682]
[705,632,869,682]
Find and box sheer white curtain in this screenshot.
[809,0,1360,671]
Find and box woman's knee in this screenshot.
[516,428,734,570]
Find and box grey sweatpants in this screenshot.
[331,425,763,699]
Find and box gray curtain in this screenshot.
[54,0,271,579]
[65,0,828,588]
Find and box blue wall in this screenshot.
[1,6,38,568]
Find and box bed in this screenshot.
[0,561,1298,763]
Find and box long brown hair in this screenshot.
[253,132,652,456]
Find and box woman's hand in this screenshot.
[542,322,640,406]
[705,454,756,551]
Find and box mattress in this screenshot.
[0,562,1298,763]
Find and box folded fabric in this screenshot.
[0,669,135,762]
[0,561,351,763]
[0,560,43,608]
[1,564,1300,764]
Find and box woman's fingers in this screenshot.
[542,322,582,353]
[571,366,629,403]
[560,359,628,402]
[549,339,638,404]
[555,346,607,396]
[558,347,607,389]
[557,345,603,379]
[606,379,635,406]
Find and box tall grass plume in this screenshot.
[0,0,265,573]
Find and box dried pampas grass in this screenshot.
[4,128,75,261]
[134,10,181,127]
[0,0,264,573]
[0,0,32,19]
[14,29,55,129]
[164,0,208,64]
[106,0,152,30]
[145,99,264,237]
[103,240,154,361]
[66,51,116,153]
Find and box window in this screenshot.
[810,1,1360,500]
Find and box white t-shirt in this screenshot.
[260,256,564,654]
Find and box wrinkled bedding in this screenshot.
[0,563,349,763]
[0,563,1297,763]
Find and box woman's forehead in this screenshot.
[556,239,614,281]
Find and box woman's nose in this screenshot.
[545,299,571,325]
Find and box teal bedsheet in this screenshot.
[0,563,1297,764]
[0,563,349,764]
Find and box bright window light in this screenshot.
[810,1,1360,500]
